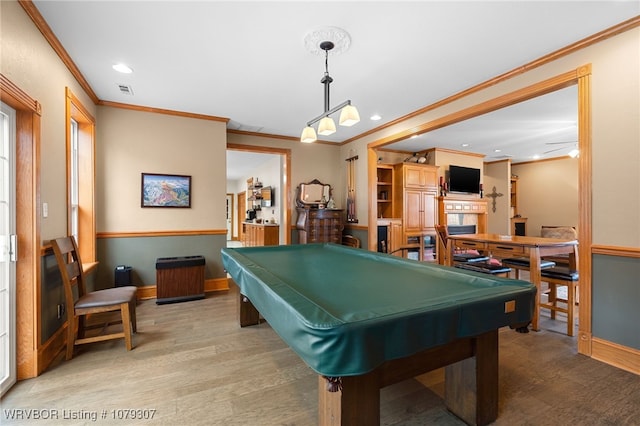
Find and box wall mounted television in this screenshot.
[449,165,481,194]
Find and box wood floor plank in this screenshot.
[2,285,639,425]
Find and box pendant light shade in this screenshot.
[339,104,360,127]
[301,126,317,143]
[300,33,359,142]
[318,117,336,136]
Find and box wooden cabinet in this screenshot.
[377,218,403,255]
[404,190,437,233]
[511,217,528,236]
[296,208,345,244]
[243,223,279,247]
[376,165,394,218]
[393,163,439,262]
[402,164,438,190]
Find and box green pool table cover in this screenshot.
[221,243,536,377]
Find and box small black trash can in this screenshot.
[114,265,132,287]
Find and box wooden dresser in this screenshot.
[296,208,345,244]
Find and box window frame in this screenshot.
[65,88,95,264]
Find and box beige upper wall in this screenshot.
[349,25,640,248]
[1,0,97,241]
[513,158,579,237]
[4,0,638,247]
[96,106,227,232]
[484,161,511,235]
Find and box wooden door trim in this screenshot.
[1,74,41,379]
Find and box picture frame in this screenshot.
[141,173,191,208]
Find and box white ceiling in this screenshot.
[32,1,639,170]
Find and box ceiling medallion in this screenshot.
[304,26,351,55]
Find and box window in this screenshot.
[70,119,79,241]
[65,88,95,264]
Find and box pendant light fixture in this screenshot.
[300,33,360,143]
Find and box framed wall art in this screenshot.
[141,173,191,208]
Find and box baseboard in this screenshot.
[591,337,640,375]
[205,277,230,292]
[37,323,67,375]
[136,285,157,300]
[136,278,229,300]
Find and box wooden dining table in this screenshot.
[445,233,579,331]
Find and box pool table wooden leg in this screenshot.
[318,372,380,425]
[445,330,499,426]
[237,293,260,327]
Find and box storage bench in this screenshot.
[156,255,205,304]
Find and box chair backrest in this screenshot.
[541,226,578,240]
[51,236,88,309]
[435,225,448,251]
[342,235,361,248]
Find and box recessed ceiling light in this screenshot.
[410,135,419,139]
[533,154,540,159]
[461,143,469,147]
[113,63,133,74]
[494,149,502,153]
[370,114,381,121]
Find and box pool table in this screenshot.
[221,243,536,425]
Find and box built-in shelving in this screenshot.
[376,165,394,218]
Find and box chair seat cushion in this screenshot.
[455,262,512,275]
[75,286,137,309]
[541,267,579,281]
[453,253,490,263]
[502,257,556,269]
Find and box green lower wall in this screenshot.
[41,252,65,344]
[592,254,640,350]
[96,234,228,289]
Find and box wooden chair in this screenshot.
[435,225,510,277]
[539,267,579,336]
[342,235,361,248]
[51,236,138,360]
[501,257,557,279]
[435,225,489,264]
[540,225,578,267]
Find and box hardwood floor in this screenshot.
[2,284,639,425]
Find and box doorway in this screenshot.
[226,143,292,246]
[367,66,592,353]
[1,101,17,396]
[226,193,233,240]
[237,191,246,244]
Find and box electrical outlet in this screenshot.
[43,202,49,218]
[57,303,65,319]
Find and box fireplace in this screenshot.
[448,225,476,235]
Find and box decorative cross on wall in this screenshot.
[485,186,504,213]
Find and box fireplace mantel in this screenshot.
[438,196,488,234]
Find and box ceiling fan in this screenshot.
[543,140,577,155]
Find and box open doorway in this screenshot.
[367,66,591,351]
[226,144,292,246]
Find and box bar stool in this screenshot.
[538,266,579,336]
